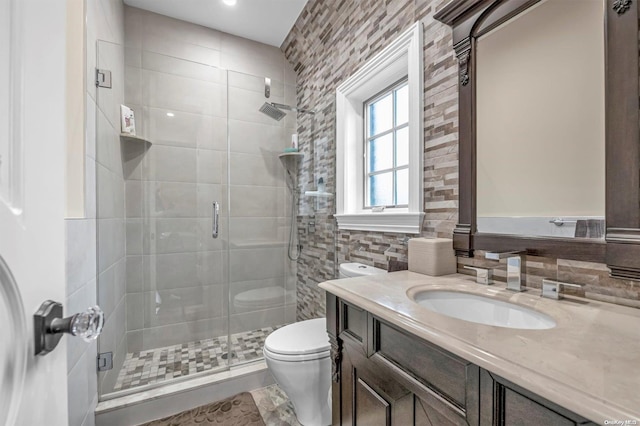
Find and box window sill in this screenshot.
[335,212,424,234]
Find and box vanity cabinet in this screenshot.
[327,294,596,426]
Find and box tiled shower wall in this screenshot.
[120,7,297,358]
[281,0,640,320]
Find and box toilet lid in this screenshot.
[264,318,330,355]
[340,262,386,277]
[234,286,285,308]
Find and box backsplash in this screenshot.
[281,0,640,319]
[458,254,640,309]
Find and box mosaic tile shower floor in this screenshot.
[114,326,279,391]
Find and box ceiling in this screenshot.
[123,0,309,47]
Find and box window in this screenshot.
[335,22,424,233]
[365,80,409,208]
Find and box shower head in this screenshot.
[259,102,316,121]
[259,102,287,121]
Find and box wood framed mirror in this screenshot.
[435,0,640,279]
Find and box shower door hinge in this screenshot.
[96,69,112,88]
[97,352,113,371]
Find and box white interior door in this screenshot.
[0,0,69,425]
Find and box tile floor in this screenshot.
[251,384,302,426]
[114,326,279,391]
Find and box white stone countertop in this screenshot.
[319,271,640,424]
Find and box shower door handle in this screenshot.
[212,201,220,239]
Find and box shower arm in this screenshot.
[270,102,315,115]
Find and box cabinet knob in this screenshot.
[34,301,104,356]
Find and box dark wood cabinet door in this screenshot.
[480,370,596,426]
[414,394,470,426]
[338,314,477,426]
[344,343,471,426]
[502,388,576,426]
[341,336,414,426]
[354,378,391,426]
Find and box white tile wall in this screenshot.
[229,185,287,217]
[229,248,287,282]
[67,0,126,423]
[228,119,289,154]
[65,220,99,426]
[229,152,284,187]
[142,70,227,116]
[144,108,227,150]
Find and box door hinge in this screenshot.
[96,69,112,88]
[97,352,113,371]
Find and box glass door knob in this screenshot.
[34,301,104,356]
[65,306,104,342]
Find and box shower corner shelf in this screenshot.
[120,133,152,145]
[278,152,304,175]
[278,151,304,160]
[304,190,334,198]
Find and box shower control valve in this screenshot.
[34,300,104,356]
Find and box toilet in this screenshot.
[263,318,331,425]
[263,262,386,426]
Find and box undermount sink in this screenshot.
[412,290,556,330]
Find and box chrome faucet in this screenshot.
[541,279,582,300]
[463,266,493,285]
[485,251,526,292]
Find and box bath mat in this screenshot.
[141,392,266,426]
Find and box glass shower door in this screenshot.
[226,70,298,364]
[96,40,231,398]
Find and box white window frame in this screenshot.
[364,78,409,209]
[335,22,424,234]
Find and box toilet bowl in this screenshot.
[339,262,387,278]
[264,264,385,425]
[263,318,331,426]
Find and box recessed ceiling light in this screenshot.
[166,112,175,117]
[222,0,237,6]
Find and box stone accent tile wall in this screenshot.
[283,0,461,320]
[295,214,334,320]
[282,0,640,319]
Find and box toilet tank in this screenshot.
[339,262,386,278]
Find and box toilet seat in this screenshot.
[264,345,330,362]
[264,318,330,361]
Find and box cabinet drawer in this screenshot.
[375,319,470,409]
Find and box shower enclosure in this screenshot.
[95,40,298,398]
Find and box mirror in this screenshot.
[475,0,605,239]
